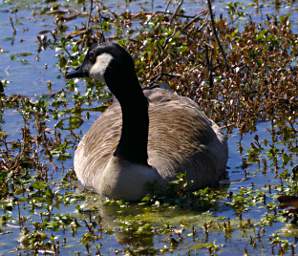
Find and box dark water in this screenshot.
[0,0,297,255]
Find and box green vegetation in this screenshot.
[0,0,297,255]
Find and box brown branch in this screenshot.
[164,0,172,12]
[205,43,214,87]
[207,0,229,70]
[147,72,181,88]
[9,16,16,35]
[97,2,106,42]
[170,0,184,24]
[183,17,207,31]
[87,0,94,30]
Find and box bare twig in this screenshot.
[183,16,206,31]
[147,72,181,88]
[155,11,195,19]
[151,0,154,12]
[97,2,106,42]
[170,0,184,24]
[61,43,75,59]
[164,0,172,12]
[9,16,16,35]
[207,0,229,70]
[87,0,94,30]
[0,80,4,95]
[65,29,88,39]
[205,43,214,87]
[182,8,208,30]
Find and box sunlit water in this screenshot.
[0,0,297,255]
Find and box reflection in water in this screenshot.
[81,184,229,253]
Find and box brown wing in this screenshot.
[74,88,227,189]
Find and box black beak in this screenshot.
[65,65,88,79]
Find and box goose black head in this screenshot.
[65,43,139,97]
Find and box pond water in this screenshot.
[0,0,297,255]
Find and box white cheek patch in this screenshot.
[89,53,114,81]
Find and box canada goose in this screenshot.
[66,42,228,201]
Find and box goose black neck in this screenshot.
[106,74,149,165]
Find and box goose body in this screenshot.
[66,43,228,201]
